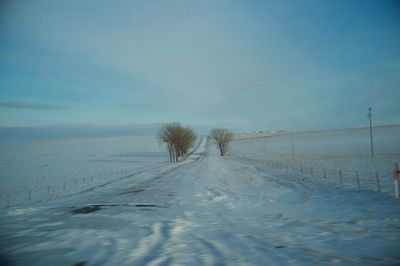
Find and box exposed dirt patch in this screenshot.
[72,205,102,214]
[71,203,167,214]
[120,188,145,195]
[134,204,159,208]
[72,262,87,266]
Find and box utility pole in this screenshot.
[368,107,374,157]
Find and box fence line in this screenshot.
[0,162,166,208]
[234,154,398,198]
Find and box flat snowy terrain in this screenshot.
[232,126,400,196]
[0,136,168,205]
[1,136,399,265]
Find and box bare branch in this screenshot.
[210,128,233,156]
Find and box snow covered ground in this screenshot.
[0,135,399,265]
[231,126,400,196]
[0,136,169,206]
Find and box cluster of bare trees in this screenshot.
[157,123,197,163]
[210,128,233,156]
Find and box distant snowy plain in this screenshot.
[0,136,168,203]
[0,127,399,265]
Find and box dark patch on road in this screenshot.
[120,188,145,195]
[72,205,102,214]
[0,254,14,266]
[72,261,87,266]
[134,204,158,208]
[71,203,168,214]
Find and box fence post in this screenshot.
[323,169,327,180]
[356,171,361,189]
[339,170,343,185]
[300,165,304,178]
[393,163,400,199]
[375,171,381,192]
[310,167,314,178]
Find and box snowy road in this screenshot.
[1,140,399,265]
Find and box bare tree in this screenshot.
[210,128,233,156]
[176,126,197,156]
[157,123,197,162]
[157,123,176,162]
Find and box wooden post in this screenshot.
[310,167,314,178]
[393,163,400,199]
[368,107,374,157]
[339,170,343,185]
[356,171,361,189]
[375,171,381,192]
[323,169,327,180]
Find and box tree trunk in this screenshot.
[175,148,179,162]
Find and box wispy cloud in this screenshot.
[0,101,66,110]
[0,1,399,129]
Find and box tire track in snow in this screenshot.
[3,137,399,265]
[127,221,170,265]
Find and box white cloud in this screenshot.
[0,101,66,110]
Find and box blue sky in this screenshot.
[0,0,399,130]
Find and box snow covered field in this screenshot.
[231,126,400,196]
[0,136,169,206]
[0,132,399,265]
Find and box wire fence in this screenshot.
[233,155,399,199]
[0,163,166,208]
[0,137,206,209]
[231,126,400,199]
